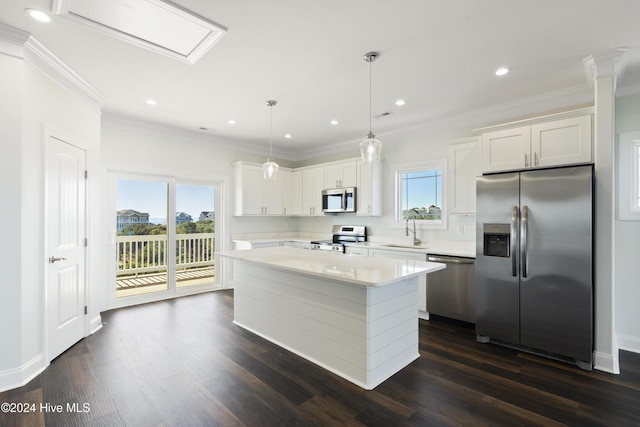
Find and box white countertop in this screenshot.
[217,246,445,287]
[232,235,475,258]
[357,240,475,258]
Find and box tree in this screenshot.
[195,220,215,233]
[176,221,197,234]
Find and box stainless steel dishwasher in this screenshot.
[426,254,476,323]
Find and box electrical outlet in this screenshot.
[457,225,464,234]
[464,225,475,235]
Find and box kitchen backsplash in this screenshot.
[231,213,476,244]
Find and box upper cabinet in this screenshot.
[234,157,383,217]
[448,137,481,214]
[480,110,593,174]
[284,170,303,216]
[301,166,324,215]
[357,160,383,216]
[234,162,286,215]
[324,160,357,188]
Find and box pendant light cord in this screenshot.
[266,99,276,159]
[269,104,273,159]
[369,58,373,135]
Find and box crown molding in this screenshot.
[583,48,628,89]
[293,83,595,161]
[0,23,30,58]
[0,23,106,112]
[23,37,107,112]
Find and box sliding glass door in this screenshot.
[116,178,169,298]
[175,183,215,290]
[113,174,220,306]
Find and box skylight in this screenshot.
[51,0,227,64]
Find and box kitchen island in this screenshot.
[216,246,445,390]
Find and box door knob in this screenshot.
[49,256,67,264]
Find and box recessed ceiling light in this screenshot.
[395,99,406,106]
[199,127,208,131]
[228,119,236,125]
[495,67,510,76]
[25,8,51,23]
[330,120,339,126]
[284,134,292,139]
[145,99,157,106]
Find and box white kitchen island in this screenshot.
[216,246,445,390]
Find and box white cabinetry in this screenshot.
[301,166,324,215]
[281,169,304,216]
[356,160,383,216]
[448,137,481,214]
[481,112,592,173]
[234,157,383,217]
[369,249,428,315]
[234,162,284,215]
[324,160,357,188]
[345,246,369,256]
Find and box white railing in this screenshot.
[116,233,215,276]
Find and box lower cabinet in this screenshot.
[368,248,429,317]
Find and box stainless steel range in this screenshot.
[310,225,367,253]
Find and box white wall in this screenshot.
[614,93,640,353]
[0,52,24,374]
[0,49,101,391]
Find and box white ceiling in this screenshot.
[3,0,640,160]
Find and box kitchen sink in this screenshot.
[381,244,429,250]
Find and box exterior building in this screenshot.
[176,212,193,224]
[116,209,150,231]
[199,211,215,221]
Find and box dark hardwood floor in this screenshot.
[2,290,640,426]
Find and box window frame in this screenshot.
[392,159,448,230]
[618,131,640,220]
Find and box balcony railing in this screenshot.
[116,233,215,276]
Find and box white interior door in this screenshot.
[47,136,87,361]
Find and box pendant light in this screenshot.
[359,51,382,163]
[263,100,279,180]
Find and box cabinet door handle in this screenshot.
[524,153,529,168]
[534,152,539,166]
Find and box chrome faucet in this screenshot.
[405,208,422,245]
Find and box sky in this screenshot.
[402,170,442,210]
[117,180,214,221]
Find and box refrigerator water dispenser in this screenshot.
[483,223,510,257]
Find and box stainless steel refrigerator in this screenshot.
[475,165,593,370]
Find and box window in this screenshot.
[618,131,640,220]
[393,160,447,229]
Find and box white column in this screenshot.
[583,48,627,374]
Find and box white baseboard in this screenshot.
[594,351,621,374]
[0,354,47,393]
[617,334,640,354]
[89,315,103,335]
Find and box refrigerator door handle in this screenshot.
[511,205,519,277]
[521,205,529,278]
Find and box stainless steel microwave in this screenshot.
[322,187,357,213]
